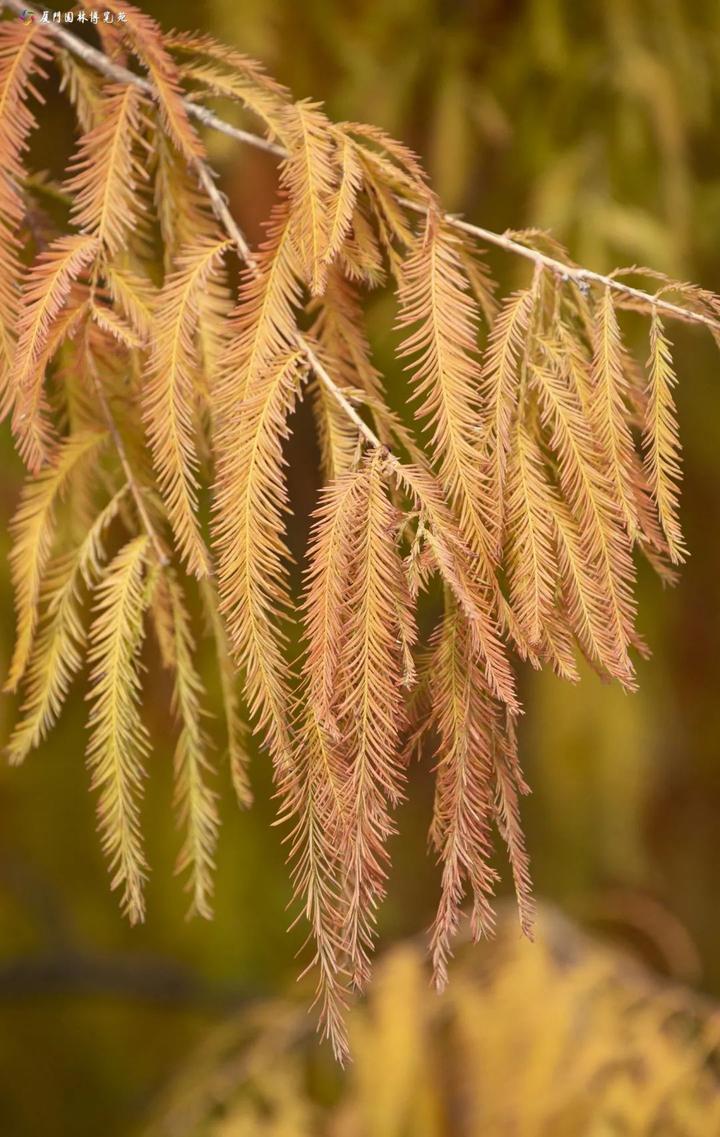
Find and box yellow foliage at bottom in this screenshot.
[141,910,720,1137]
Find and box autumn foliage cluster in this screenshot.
[1,2,718,1059]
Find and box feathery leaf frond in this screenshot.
[162,571,219,919]
[11,235,101,470]
[492,712,535,937]
[504,420,558,647]
[324,132,364,269]
[86,535,152,924]
[4,431,107,694]
[213,201,302,424]
[480,286,535,554]
[65,83,148,256]
[303,467,368,725]
[429,604,498,989]
[0,21,53,221]
[0,21,53,409]
[103,264,156,344]
[278,702,351,1063]
[145,235,232,576]
[398,218,492,562]
[532,348,637,684]
[199,578,253,810]
[90,301,144,352]
[57,50,104,133]
[591,287,641,538]
[215,350,305,767]
[7,487,127,765]
[281,100,338,295]
[392,460,519,711]
[342,122,432,197]
[152,126,215,266]
[643,312,685,563]
[167,31,292,143]
[333,454,408,989]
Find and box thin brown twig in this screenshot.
[193,163,257,269]
[402,203,720,333]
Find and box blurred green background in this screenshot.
[1,1,720,1133]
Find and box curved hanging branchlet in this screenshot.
[145,565,219,918]
[530,346,638,686]
[282,451,420,1026]
[341,122,435,200]
[57,49,106,133]
[394,219,533,661]
[281,466,369,1052]
[102,264,157,346]
[302,467,370,726]
[324,131,365,272]
[0,21,54,223]
[212,199,303,428]
[389,460,520,714]
[152,125,219,271]
[504,416,560,651]
[211,203,307,771]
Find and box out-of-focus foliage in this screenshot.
[140,910,720,1137]
[208,0,720,276]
